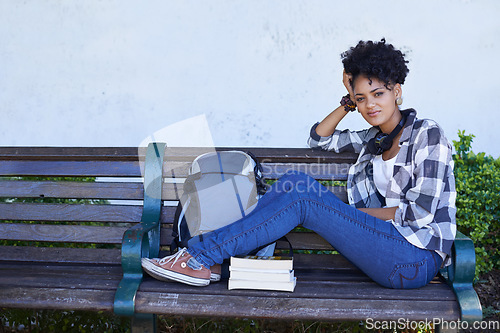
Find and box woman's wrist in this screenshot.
[340,94,356,112]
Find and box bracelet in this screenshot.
[340,94,356,112]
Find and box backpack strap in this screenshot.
[171,193,192,254]
[230,177,246,218]
[246,151,268,195]
[177,196,191,242]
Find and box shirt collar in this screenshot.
[399,108,417,145]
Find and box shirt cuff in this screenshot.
[309,122,323,141]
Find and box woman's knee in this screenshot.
[273,171,336,204]
[279,170,312,182]
[278,171,316,191]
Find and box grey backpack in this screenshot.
[171,150,271,254]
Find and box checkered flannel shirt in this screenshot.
[307,109,457,261]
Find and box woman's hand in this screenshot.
[313,70,355,137]
[342,70,355,103]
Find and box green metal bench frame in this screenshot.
[439,231,483,323]
[114,142,166,332]
[113,142,482,332]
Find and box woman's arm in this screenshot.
[315,71,355,137]
[315,105,349,137]
[358,207,397,221]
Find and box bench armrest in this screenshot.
[440,230,483,323]
[114,142,166,317]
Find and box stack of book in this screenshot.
[228,255,296,292]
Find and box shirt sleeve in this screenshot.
[307,122,373,154]
[394,122,454,230]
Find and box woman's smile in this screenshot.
[366,110,382,117]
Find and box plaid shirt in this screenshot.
[308,109,456,260]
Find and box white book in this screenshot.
[228,277,297,292]
[229,255,293,271]
[229,268,294,282]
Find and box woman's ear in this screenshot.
[394,83,402,99]
[394,83,403,106]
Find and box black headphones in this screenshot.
[366,111,409,155]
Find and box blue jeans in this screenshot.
[187,171,442,289]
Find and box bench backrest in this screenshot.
[0,146,357,256]
[0,147,149,265]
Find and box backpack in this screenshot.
[171,150,271,254]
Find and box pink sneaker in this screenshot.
[141,248,212,286]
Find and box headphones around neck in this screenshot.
[366,111,409,155]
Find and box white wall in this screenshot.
[1,1,499,156]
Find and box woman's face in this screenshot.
[352,75,402,133]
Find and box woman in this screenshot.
[142,39,456,289]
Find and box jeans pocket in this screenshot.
[388,259,428,289]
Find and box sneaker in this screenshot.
[142,256,222,283]
[210,264,221,282]
[144,259,221,282]
[141,248,211,286]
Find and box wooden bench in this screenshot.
[0,143,482,332]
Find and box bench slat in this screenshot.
[133,284,460,321]
[0,180,183,202]
[164,161,351,181]
[0,284,459,321]
[158,226,336,251]
[0,246,353,271]
[2,146,348,162]
[0,286,115,312]
[163,147,358,164]
[0,202,178,225]
[278,232,333,250]
[1,160,350,180]
[0,160,142,177]
[0,180,347,202]
[262,163,351,181]
[0,202,142,222]
[0,180,144,200]
[0,246,121,265]
[0,147,141,161]
[138,277,454,301]
[163,183,347,202]
[0,266,122,288]
[0,223,127,244]
[0,264,451,302]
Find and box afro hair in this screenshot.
[341,39,409,88]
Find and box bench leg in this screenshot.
[131,313,157,333]
[440,231,483,323]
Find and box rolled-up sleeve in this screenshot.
[307,122,373,154]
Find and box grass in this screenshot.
[158,316,365,333]
[2,309,439,333]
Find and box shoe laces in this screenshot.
[158,247,189,268]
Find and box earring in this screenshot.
[396,97,403,105]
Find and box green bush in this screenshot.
[452,130,500,277]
